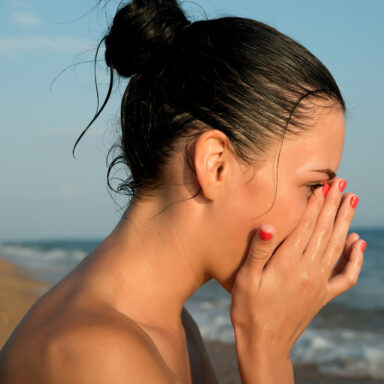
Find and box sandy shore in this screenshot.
[0,256,382,383]
[0,258,52,348]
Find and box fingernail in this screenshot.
[259,229,273,241]
[322,183,330,196]
[339,179,347,192]
[350,195,359,208]
[361,241,367,253]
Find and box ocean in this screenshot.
[0,227,383,380]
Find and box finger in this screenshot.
[241,224,277,280]
[322,193,359,273]
[280,185,325,257]
[329,232,359,279]
[303,177,346,261]
[326,238,366,301]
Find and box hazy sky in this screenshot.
[1,0,383,241]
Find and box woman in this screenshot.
[0,1,365,383]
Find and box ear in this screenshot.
[192,129,232,201]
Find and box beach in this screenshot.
[0,255,383,383]
[0,258,51,348]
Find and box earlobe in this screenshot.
[193,130,229,201]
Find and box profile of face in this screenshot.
[196,103,346,293]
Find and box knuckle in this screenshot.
[300,203,321,233]
[299,270,310,283]
[347,273,359,287]
[329,238,344,256]
[335,241,345,256]
[318,221,331,235]
[312,194,324,210]
[301,217,313,235]
[233,272,256,296]
[342,207,355,223]
[327,193,341,207]
[319,265,328,278]
[249,248,269,261]
[315,221,333,242]
[355,254,364,269]
[300,266,320,286]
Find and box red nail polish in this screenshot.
[361,241,367,253]
[259,229,273,241]
[322,183,330,196]
[339,180,347,192]
[350,195,359,208]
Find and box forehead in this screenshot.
[280,106,345,175]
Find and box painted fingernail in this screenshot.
[350,195,359,208]
[339,179,347,192]
[322,183,330,196]
[361,241,367,253]
[259,229,273,241]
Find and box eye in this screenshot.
[308,183,325,195]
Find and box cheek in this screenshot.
[217,182,308,268]
[273,192,309,242]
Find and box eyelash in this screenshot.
[308,183,325,195]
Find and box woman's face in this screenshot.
[213,105,346,292]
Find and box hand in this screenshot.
[230,178,365,360]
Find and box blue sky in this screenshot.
[0,0,383,241]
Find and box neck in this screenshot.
[91,193,213,332]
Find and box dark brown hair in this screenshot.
[73,0,345,206]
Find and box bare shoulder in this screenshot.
[2,311,181,384]
[46,314,182,384]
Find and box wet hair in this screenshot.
[72,0,345,208]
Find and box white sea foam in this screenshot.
[0,243,87,281]
[292,328,384,379]
[185,300,384,380]
[0,243,86,265]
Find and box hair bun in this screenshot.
[105,0,191,77]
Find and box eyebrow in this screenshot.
[310,168,337,180]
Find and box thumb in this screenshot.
[244,224,277,275]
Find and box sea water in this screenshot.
[0,227,383,379]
